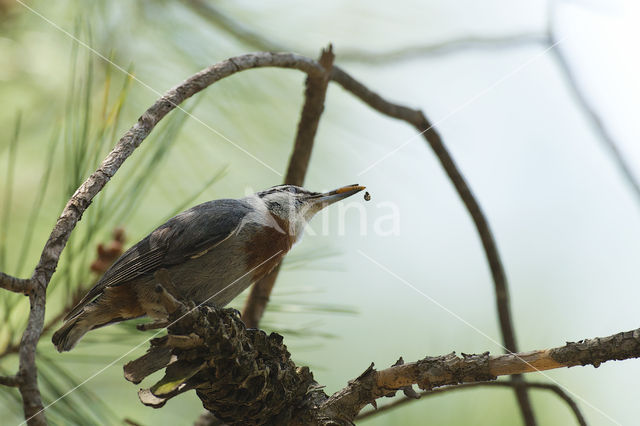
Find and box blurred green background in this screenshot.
[1,0,639,425]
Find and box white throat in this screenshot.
[245,193,316,243]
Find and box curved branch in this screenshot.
[329,66,536,424]
[6,52,328,425]
[356,381,587,426]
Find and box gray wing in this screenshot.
[64,199,252,321]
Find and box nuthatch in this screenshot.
[52,184,365,352]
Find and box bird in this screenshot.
[52,183,366,352]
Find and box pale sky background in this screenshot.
[1,1,640,425]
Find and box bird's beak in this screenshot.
[309,184,366,208]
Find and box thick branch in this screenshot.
[130,302,639,425]
[329,66,536,424]
[242,46,335,328]
[310,328,640,424]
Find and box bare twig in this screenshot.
[0,374,20,387]
[242,46,335,328]
[0,272,31,294]
[1,228,126,361]
[182,0,545,64]
[183,0,286,52]
[356,381,587,426]
[329,66,536,424]
[340,33,546,63]
[547,30,640,203]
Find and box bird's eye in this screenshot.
[287,187,297,193]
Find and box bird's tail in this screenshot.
[51,315,90,352]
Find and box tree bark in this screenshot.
[129,302,640,425]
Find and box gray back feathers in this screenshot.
[64,199,253,321]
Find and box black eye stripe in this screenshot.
[258,185,317,197]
